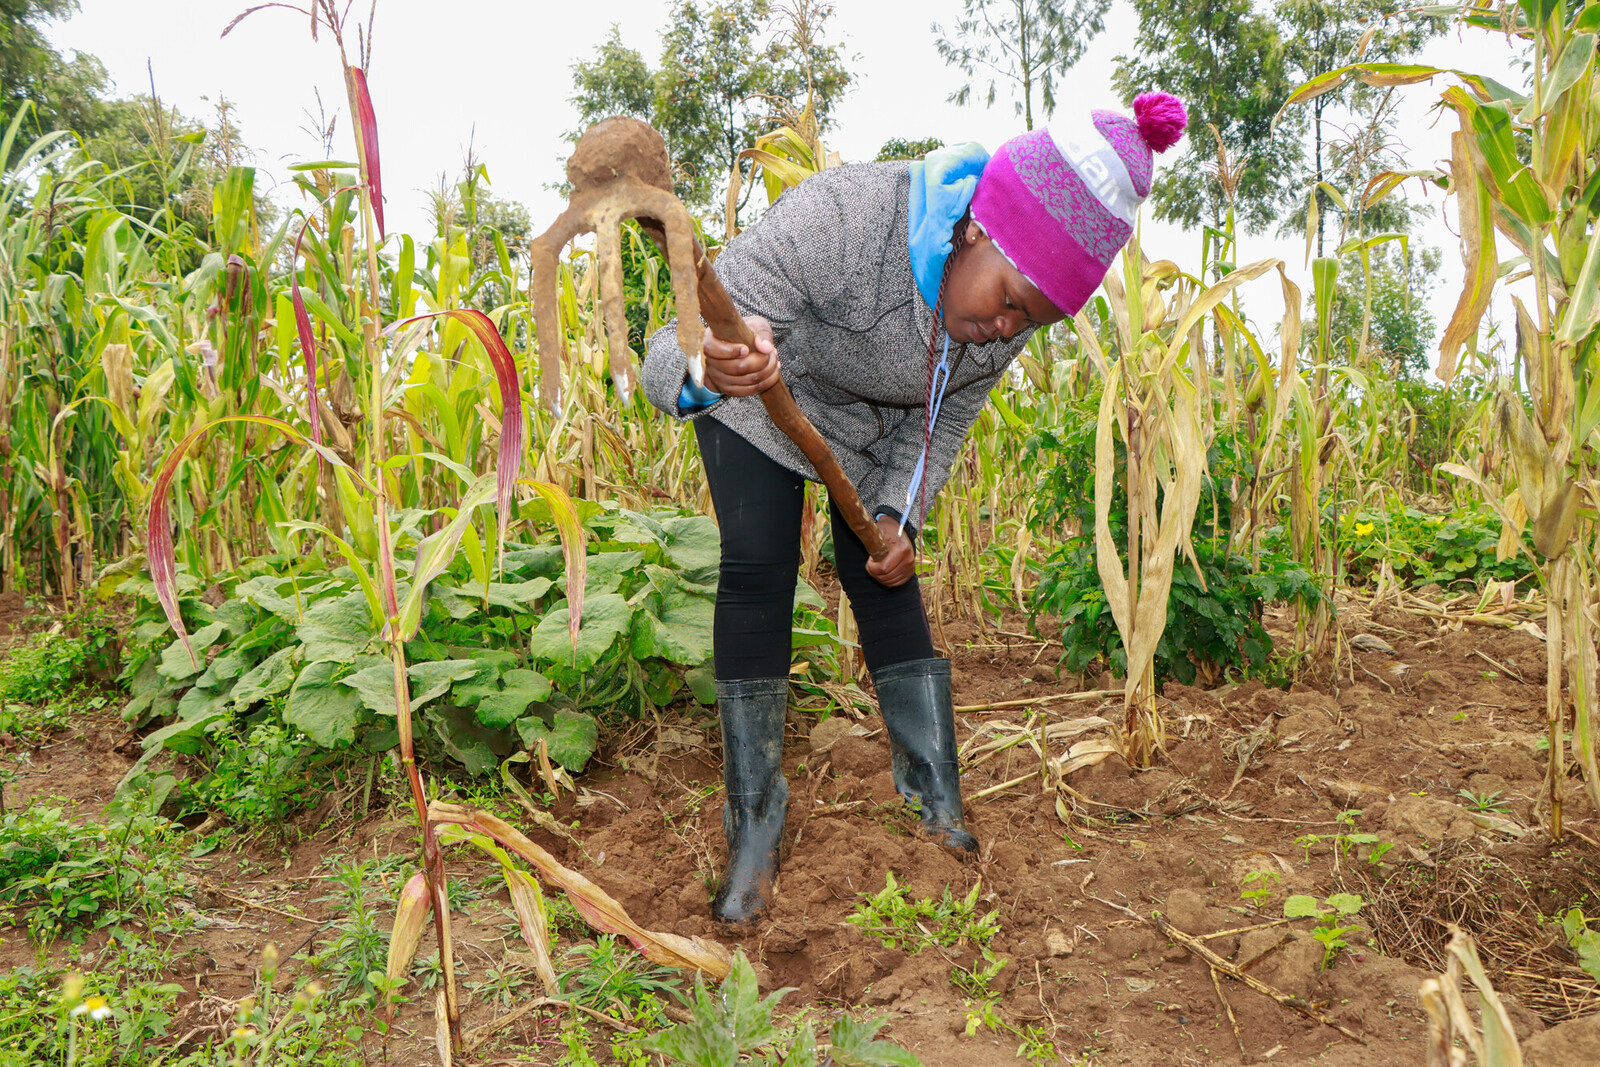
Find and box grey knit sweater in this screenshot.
[641,162,1033,534]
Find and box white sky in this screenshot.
[51,1,1527,373]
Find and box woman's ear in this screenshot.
[962,220,984,247]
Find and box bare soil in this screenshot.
[5,590,1599,1066]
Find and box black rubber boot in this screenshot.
[872,657,979,853]
[711,677,790,924]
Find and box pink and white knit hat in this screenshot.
[969,93,1188,318]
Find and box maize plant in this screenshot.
[134,7,733,1059]
[1075,236,1298,765]
[1291,0,1600,837]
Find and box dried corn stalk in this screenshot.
[1084,244,1287,765]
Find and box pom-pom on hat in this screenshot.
[970,91,1187,318]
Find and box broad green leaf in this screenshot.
[140,709,229,756]
[287,660,363,747]
[427,706,502,776]
[633,592,715,665]
[517,709,598,771]
[527,592,633,670]
[158,622,227,681]
[828,1016,923,1067]
[659,514,721,576]
[475,669,554,728]
[230,646,299,708]
[1284,894,1322,919]
[601,508,669,548]
[232,574,303,621]
[296,590,375,664]
[1327,893,1364,916]
[451,652,526,707]
[476,577,554,611]
[121,657,173,724]
[685,662,718,705]
[585,550,645,596]
[176,683,234,723]
[195,647,254,690]
[343,658,479,716]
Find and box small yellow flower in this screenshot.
[232,1026,258,1040]
[1355,522,1375,537]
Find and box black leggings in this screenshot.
[695,417,935,680]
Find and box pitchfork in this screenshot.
[529,117,890,561]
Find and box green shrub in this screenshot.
[115,503,847,781]
[0,633,90,704]
[1026,402,1324,687]
[188,721,316,830]
[0,806,186,942]
[1335,497,1534,589]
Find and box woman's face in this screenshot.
[941,220,1064,345]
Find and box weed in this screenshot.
[1456,787,1512,814]
[1293,809,1382,864]
[0,805,185,942]
[1016,1024,1064,1064]
[0,632,92,704]
[558,934,682,1014]
[1561,908,1600,982]
[306,859,389,1003]
[0,699,67,745]
[1285,893,1365,968]
[189,722,316,831]
[1240,870,1281,904]
[848,872,1000,953]
[640,950,916,1067]
[951,952,1009,1002]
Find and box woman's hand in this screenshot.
[865,515,917,588]
[702,316,782,396]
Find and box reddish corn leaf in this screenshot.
[503,868,560,994]
[348,67,385,240]
[290,218,322,448]
[429,803,732,980]
[385,872,432,1020]
[387,310,524,557]
[148,415,368,669]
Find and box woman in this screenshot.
[642,93,1187,923]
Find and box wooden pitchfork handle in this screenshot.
[686,244,891,562]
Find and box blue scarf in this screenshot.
[906,142,990,310]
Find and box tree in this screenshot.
[568,25,656,136]
[1,0,109,164]
[1277,0,1443,255]
[1329,243,1440,375]
[568,1,853,210]
[80,95,269,270]
[933,0,1111,131]
[1113,0,1305,234]
[875,136,945,162]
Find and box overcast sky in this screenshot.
[50,1,1527,372]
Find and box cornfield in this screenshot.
[2,1,1597,1064]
